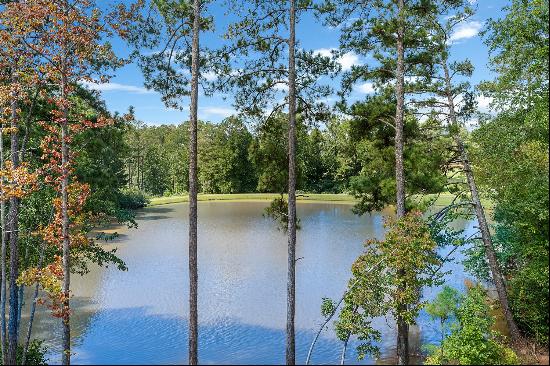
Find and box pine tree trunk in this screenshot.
[61,75,71,366]
[286,0,297,364]
[188,0,201,363]
[7,72,20,366]
[395,0,408,364]
[442,61,521,342]
[1,124,7,365]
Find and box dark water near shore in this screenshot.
[21,201,475,364]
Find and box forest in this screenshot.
[0,0,548,365]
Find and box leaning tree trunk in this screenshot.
[394,0,408,364]
[442,61,521,341]
[1,123,6,365]
[188,0,201,364]
[61,75,72,366]
[286,0,297,364]
[7,71,20,366]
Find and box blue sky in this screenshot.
[85,0,510,125]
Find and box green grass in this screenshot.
[148,193,356,206]
[148,192,491,209]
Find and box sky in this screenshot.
[85,0,511,126]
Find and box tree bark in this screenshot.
[394,0,408,364]
[7,70,20,366]
[1,123,7,365]
[286,0,297,364]
[442,60,521,342]
[188,0,201,364]
[61,74,71,366]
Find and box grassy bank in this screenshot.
[148,192,487,208]
[148,193,356,206]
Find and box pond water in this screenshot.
[22,201,475,365]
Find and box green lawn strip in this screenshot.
[147,192,491,209]
[148,193,356,206]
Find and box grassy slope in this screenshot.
[148,192,485,208]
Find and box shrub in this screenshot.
[118,188,149,210]
[425,285,519,365]
[16,339,48,365]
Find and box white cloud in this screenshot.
[273,82,289,92]
[313,48,334,58]
[449,21,482,43]
[339,52,361,71]
[355,82,375,94]
[313,48,363,71]
[476,95,493,113]
[81,80,154,94]
[199,106,235,118]
[202,71,218,81]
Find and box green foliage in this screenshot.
[15,339,48,365]
[199,117,256,193]
[321,298,336,317]
[302,128,335,193]
[425,286,519,365]
[123,114,189,196]
[118,188,149,210]
[466,0,550,345]
[425,286,462,325]
[128,0,216,110]
[71,240,128,276]
[345,94,449,215]
[73,92,135,222]
[140,145,170,196]
[263,196,301,232]
[480,0,549,111]
[330,212,442,360]
[214,0,338,123]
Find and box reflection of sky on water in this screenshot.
[21,202,474,364]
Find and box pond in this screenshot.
[22,201,476,365]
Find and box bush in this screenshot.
[425,286,519,365]
[118,188,149,210]
[509,256,549,345]
[15,339,48,365]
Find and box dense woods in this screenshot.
[0,0,548,365]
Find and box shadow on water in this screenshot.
[133,206,176,221]
[141,206,176,215]
[41,305,421,365]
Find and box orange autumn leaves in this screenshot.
[0,161,38,201]
[17,256,66,318]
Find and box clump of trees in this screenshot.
[0,1,140,365]
[0,0,547,365]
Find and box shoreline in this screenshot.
[147,192,476,208]
[148,193,356,206]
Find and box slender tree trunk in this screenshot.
[286,0,297,364]
[16,247,28,332]
[188,0,201,364]
[394,0,408,364]
[7,71,20,366]
[340,336,349,365]
[22,238,46,366]
[16,283,23,330]
[1,125,7,365]
[61,74,71,366]
[442,61,521,342]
